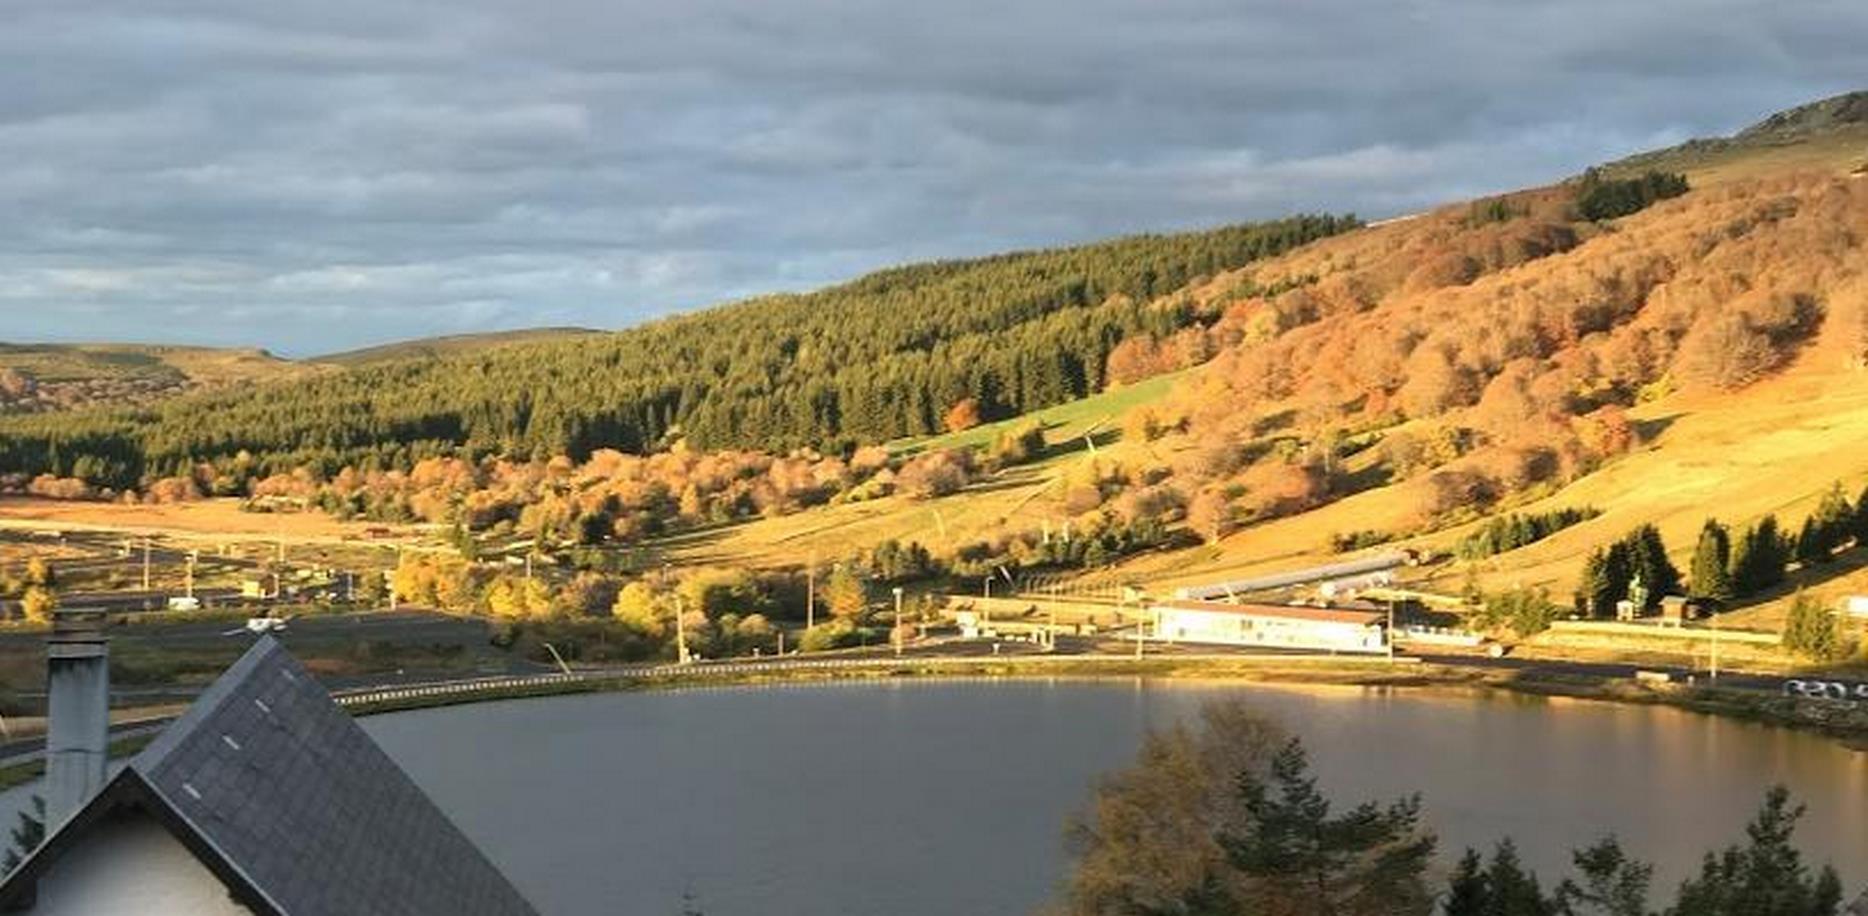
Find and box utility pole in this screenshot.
[1386,600,1396,663]
[1710,610,1720,682]
[806,550,816,635]
[893,587,905,657]
[1048,582,1058,650]
[185,550,197,600]
[663,561,689,665]
[389,544,403,610]
[673,591,690,664]
[142,537,151,591]
[1134,596,1145,660]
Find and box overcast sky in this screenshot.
[1,1,1861,356]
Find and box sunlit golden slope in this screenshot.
[663,100,1868,628]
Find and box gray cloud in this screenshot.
[0,0,1861,354]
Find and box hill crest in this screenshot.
[1738,90,1868,140]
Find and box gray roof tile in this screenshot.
[125,637,539,916]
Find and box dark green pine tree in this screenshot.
[1485,840,1556,916]
[1794,517,1829,568]
[1444,848,1491,916]
[1666,787,1843,916]
[1553,838,1654,916]
[1689,519,1734,603]
[1575,549,1617,619]
[1852,483,1868,546]
[1623,525,1680,607]
[1811,483,1855,556]
[1729,516,1789,598]
[1223,739,1438,916]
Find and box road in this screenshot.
[1410,650,1783,691]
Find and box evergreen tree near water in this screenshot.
[1689,518,1734,602]
[1223,739,1437,916]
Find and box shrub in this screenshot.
[1329,530,1394,553]
[1676,312,1782,390]
[943,398,983,433]
[799,618,863,652]
[1454,507,1600,560]
[896,449,974,500]
[1464,196,1527,227]
[1781,594,1848,661]
[1187,487,1235,544]
[1473,586,1558,637]
[988,423,1046,467]
[1575,170,1688,221]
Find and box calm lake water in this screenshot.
[354,680,1868,916]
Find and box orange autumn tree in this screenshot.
[943,398,983,433]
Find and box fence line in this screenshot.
[331,653,1417,707]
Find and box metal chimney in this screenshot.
[45,609,109,829]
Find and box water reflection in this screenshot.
[7,679,1844,916]
[356,679,1863,915]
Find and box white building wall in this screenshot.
[1155,608,1385,652]
[28,811,253,916]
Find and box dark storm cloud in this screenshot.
[0,0,1861,354]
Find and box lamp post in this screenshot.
[893,587,905,657]
[1133,589,1146,660]
[673,590,690,664]
[1386,600,1396,663]
[663,561,689,665]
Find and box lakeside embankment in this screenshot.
[0,653,1860,792]
[335,654,1868,751]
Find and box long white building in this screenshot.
[1150,598,1388,653]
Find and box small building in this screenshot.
[1658,595,1698,626]
[1150,599,1388,653]
[0,634,537,915]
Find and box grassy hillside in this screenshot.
[311,327,600,367]
[1600,90,1868,185]
[639,91,1868,634]
[0,344,309,414]
[661,371,1190,569]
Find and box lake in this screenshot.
[355,679,1868,916]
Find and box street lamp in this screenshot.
[673,590,690,665]
[663,562,689,665]
[892,587,905,657]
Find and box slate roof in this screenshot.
[0,637,539,916]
